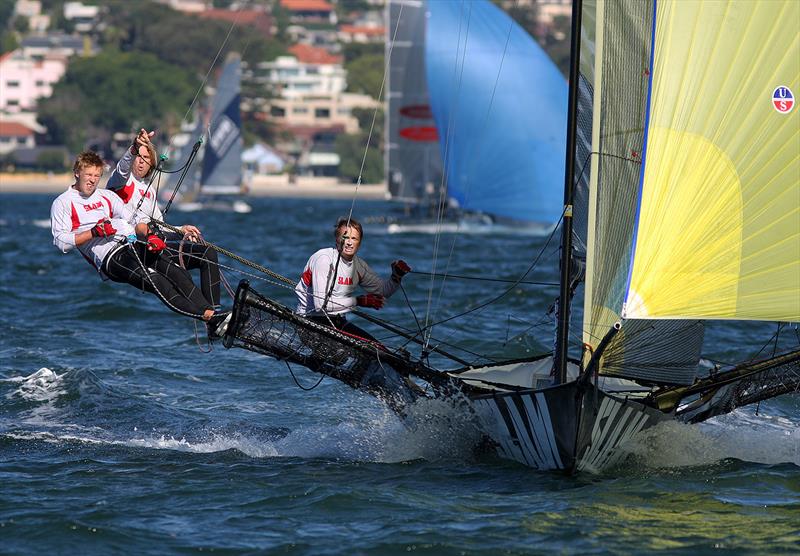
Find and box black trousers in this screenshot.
[306,314,377,342]
[103,243,213,319]
[163,232,221,308]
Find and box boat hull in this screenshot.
[472,381,669,473]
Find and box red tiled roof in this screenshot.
[198,9,273,34]
[0,122,35,137]
[0,50,16,64]
[280,0,333,12]
[288,44,342,65]
[339,25,385,36]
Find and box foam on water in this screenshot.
[624,408,800,468]
[3,367,486,464]
[5,367,66,403]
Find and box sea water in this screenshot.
[1,194,798,555]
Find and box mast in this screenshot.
[554,0,583,384]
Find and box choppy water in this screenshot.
[1,193,798,555]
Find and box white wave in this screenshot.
[126,433,280,457]
[5,368,66,403]
[2,395,484,464]
[32,218,51,229]
[267,397,484,463]
[624,409,800,468]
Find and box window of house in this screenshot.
[17,137,27,144]
[270,106,286,117]
[6,81,20,87]
[315,108,330,119]
[293,107,308,114]
[7,99,19,106]
[0,137,10,143]
[35,80,45,87]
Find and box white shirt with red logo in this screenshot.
[295,247,399,316]
[106,150,163,224]
[50,186,138,276]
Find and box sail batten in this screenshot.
[624,0,800,322]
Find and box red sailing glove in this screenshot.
[91,218,116,238]
[391,259,411,281]
[356,293,385,310]
[146,234,166,253]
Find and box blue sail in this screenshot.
[425,0,567,225]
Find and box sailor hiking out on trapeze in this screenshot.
[294,217,411,342]
[107,128,223,320]
[50,150,230,338]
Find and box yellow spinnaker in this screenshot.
[624,0,800,322]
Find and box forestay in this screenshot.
[581,0,703,385]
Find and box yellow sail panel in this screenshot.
[624,0,800,322]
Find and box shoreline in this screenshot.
[0,173,389,200]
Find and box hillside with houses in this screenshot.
[0,0,570,186]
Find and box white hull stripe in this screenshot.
[578,397,654,472]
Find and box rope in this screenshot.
[149,218,295,286]
[285,360,325,391]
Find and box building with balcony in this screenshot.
[280,0,336,25]
[0,49,68,114]
[338,24,384,44]
[252,44,345,100]
[20,33,92,59]
[63,2,100,33]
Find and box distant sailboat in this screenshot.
[174,52,251,214]
[383,0,567,235]
[385,0,443,207]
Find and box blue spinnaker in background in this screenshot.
[425,0,567,225]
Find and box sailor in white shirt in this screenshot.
[295,217,411,341]
[106,129,222,310]
[51,151,229,334]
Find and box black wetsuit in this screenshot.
[163,232,222,308]
[102,242,214,319]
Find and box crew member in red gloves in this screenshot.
[51,151,227,334]
[294,217,411,341]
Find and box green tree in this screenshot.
[336,108,384,183]
[37,50,198,153]
[0,0,15,28]
[342,42,382,64]
[345,54,384,96]
[13,14,28,33]
[0,32,16,52]
[335,132,383,184]
[101,1,283,73]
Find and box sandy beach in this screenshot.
[0,172,389,200]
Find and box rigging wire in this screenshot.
[409,270,558,287]
[344,2,405,225]
[422,0,474,349]
[426,0,520,349]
